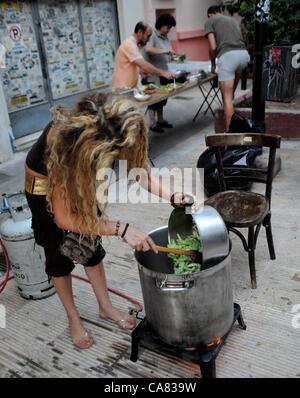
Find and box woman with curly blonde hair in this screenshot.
[25,93,192,349]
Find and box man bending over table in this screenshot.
[112,21,175,89]
[205,5,250,130]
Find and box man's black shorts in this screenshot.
[25,192,106,277]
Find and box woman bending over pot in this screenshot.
[25,93,192,349]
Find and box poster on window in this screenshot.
[81,0,118,88]
[0,1,46,112]
[38,0,88,99]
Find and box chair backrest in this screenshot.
[205,133,281,204]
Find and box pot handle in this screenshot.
[156,278,194,292]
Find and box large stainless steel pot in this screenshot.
[135,226,233,348]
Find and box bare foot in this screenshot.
[68,315,93,349]
[99,306,136,329]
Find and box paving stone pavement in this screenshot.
[0,85,299,378]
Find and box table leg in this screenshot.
[204,82,223,116]
[210,83,222,107]
[200,84,216,117]
[193,84,214,122]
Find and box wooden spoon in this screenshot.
[156,245,198,261]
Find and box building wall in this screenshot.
[117,0,146,41]
[144,0,220,61]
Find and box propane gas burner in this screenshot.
[130,303,246,378]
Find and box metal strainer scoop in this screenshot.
[168,205,229,268]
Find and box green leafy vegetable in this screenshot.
[159,83,183,92]
[167,230,202,275]
[173,53,187,63]
[178,54,186,63]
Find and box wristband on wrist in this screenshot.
[114,220,121,236]
[121,223,130,239]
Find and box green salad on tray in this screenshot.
[167,229,202,275]
[159,83,183,92]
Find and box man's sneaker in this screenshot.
[150,124,165,133]
[157,120,173,129]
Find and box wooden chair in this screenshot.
[205,133,281,289]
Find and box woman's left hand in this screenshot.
[170,192,200,213]
[170,192,195,207]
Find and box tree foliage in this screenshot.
[221,0,300,45]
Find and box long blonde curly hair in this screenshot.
[46,92,149,233]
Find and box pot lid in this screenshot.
[168,205,229,266]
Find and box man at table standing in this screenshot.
[112,21,175,89]
[204,5,250,130]
[143,13,177,133]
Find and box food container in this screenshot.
[133,89,151,102]
[174,70,189,83]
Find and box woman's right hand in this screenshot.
[121,225,158,254]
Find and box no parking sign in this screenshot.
[8,24,22,42]
[7,24,24,51]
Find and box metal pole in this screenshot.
[251,0,270,133]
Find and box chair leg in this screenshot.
[248,227,257,289]
[264,214,276,260]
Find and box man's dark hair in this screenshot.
[155,14,176,30]
[134,21,148,34]
[207,5,221,16]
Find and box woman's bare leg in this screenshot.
[84,262,135,327]
[52,274,93,347]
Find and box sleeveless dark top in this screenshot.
[26,122,53,176]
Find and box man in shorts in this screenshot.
[205,5,250,129]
